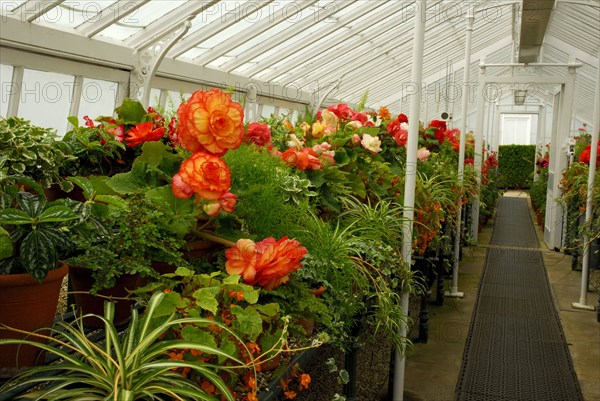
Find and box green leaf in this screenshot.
[193,287,220,315]
[94,195,128,210]
[338,369,350,385]
[38,206,78,223]
[153,291,188,318]
[180,326,217,350]
[0,209,32,225]
[115,98,147,125]
[222,274,241,285]
[11,162,26,174]
[230,305,262,340]
[334,148,351,166]
[58,180,75,193]
[218,338,238,365]
[67,116,79,127]
[174,266,195,277]
[17,192,45,218]
[255,303,279,318]
[239,284,259,304]
[68,176,94,199]
[137,141,168,167]
[20,230,56,280]
[107,164,150,194]
[0,226,13,260]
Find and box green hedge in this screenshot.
[497,145,536,189]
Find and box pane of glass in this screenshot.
[0,64,14,118]
[77,77,118,122]
[0,0,27,15]
[149,88,162,108]
[35,1,118,29]
[19,69,75,136]
[97,0,186,41]
[261,104,275,117]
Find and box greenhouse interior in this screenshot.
[0,0,599,400]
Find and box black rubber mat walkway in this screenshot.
[455,197,583,401]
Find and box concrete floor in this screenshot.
[403,192,600,401]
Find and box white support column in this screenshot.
[447,9,474,299]
[7,65,24,117]
[533,105,545,181]
[493,102,500,151]
[573,63,599,311]
[471,59,487,242]
[395,1,427,400]
[68,75,84,129]
[244,85,258,123]
[545,63,578,249]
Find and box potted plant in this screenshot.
[0,291,248,400]
[66,192,190,327]
[0,188,101,375]
[0,117,76,192]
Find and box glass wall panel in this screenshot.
[77,77,118,122]
[18,69,74,135]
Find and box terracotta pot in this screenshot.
[0,262,69,377]
[183,239,224,260]
[69,265,147,328]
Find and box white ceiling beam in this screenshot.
[77,0,150,38]
[126,0,220,50]
[14,0,64,22]
[248,0,397,80]
[0,15,314,105]
[192,0,319,67]
[219,0,357,73]
[168,0,276,59]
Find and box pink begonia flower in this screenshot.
[417,147,431,161]
[219,192,237,213]
[361,134,382,153]
[352,134,362,144]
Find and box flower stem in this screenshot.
[190,230,236,248]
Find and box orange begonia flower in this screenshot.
[177,89,244,156]
[225,237,307,290]
[125,121,164,147]
[172,152,231,201]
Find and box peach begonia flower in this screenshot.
[311,121,326,139]
[172,152,231,201]
[361,134,382,153]
[417,147,431,161]
[286,133,304,150]
[281,148,322,170]
[225,236,307,290]
[177,89,244,156]
[321,109,339,128]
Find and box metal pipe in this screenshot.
[572,62,599,311]
[395,1,427,399]
[447,9,474,299]
[482,63,583,67]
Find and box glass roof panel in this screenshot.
[0,0,27,13]
[39,1,118,29]
[194,1,289,60]
[183,0,253,36]
[97,0,187,41]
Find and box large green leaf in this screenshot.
[230,305,262,341]
[193,287,220,316]
[115,98,147,125]
[0,209,32,225]
[107,163,152,194]
[20,230,56,280]
[137,141,168,168]
[0,226,13,260]
[180,326,217,350]
[38,206,78,223]
[17,192,46,217]
[67,176,94,199]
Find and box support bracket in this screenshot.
[130,20,193,107]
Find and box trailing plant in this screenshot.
[133,268,317,399]
[0,291,247,401]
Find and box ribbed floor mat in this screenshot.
[455,197,583,401]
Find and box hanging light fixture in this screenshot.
[514,89,527,105]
